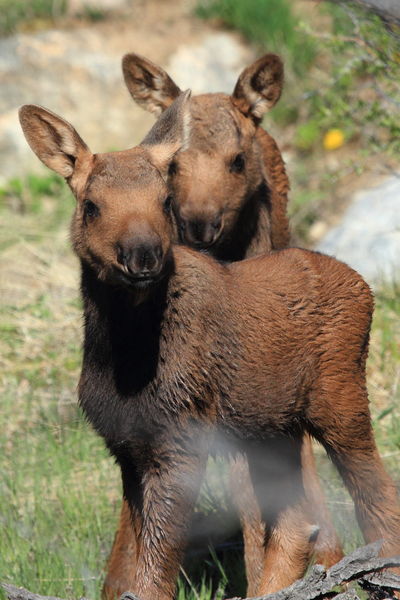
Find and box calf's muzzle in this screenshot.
[117,234,163,281]
[179,214,223,248]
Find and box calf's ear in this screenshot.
[232,53,284,120]
[19,105,91,178]
[122,53,181,116]
[141,89,191,173]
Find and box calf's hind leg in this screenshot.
[102,498,139,600]
[229,454,265,595]
[311,379,400,560]
[230,434,343,596]
[300,434,344,567]
[243,437,318,596]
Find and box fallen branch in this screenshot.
[320,0,400,25]
[0,585,89,600]
[2,542,400,600]
[236,541,400,600]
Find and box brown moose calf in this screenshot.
[122,52,290,259]
[118,51,343,597]
[19,93,400,600]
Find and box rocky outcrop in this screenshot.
[317,175,400,287]
[0,8,252,183]
[167,32,251,95]
[0,28,153,181]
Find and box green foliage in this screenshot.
[196,0,315,76]
[305,3,400,156]
[77,5,107,22]
[0,0,67,37]
[292,3,399,241]
[294,120,321,151]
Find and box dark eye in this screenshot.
[163,195,173,213]
[230,153,245,173]
[168,160,178,177]
[83,200,100,220]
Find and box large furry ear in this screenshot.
[122,53,182,116]
[232,54,284,120]
[19,105,91,178]
[141,89,191,173]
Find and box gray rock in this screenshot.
[67,0,129,14]
[316,176,400,287]
[0,26,252,183]
[0,28,154,182]
[167,32,252,95]
[359,0,400,23]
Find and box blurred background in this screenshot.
[0,1,399,598]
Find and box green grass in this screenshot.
[1,175,400,599]
[0,0,67,37]
[196,0,315,77]
[0,0,109,37]
[0,404,119,599]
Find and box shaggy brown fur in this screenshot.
[19,95,400,600]
[107,51,344,598]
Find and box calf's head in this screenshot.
[122,53,283,250]
[19,92,191,290]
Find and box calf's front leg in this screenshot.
[116,429,209,600]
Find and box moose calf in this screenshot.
[20,93,400,600]
[122,52,290,258]
[107,50,343,597]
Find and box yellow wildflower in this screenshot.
[323,129,345,151]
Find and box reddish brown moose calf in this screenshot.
[19,94,400,600]
[122,52,290,258]
[115,51,344,597]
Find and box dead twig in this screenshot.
[2,542,400,600]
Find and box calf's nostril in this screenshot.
[155,244,163,261]
[188,221,205,243]
[117,244,130,266]
[212,215,222,232]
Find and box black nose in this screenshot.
[117,239,163,277]
[181,215,222,247]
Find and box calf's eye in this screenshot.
[230,153,245,173]
[83,200,100,220]
[168,161,178,177]
[163,195,173,213]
